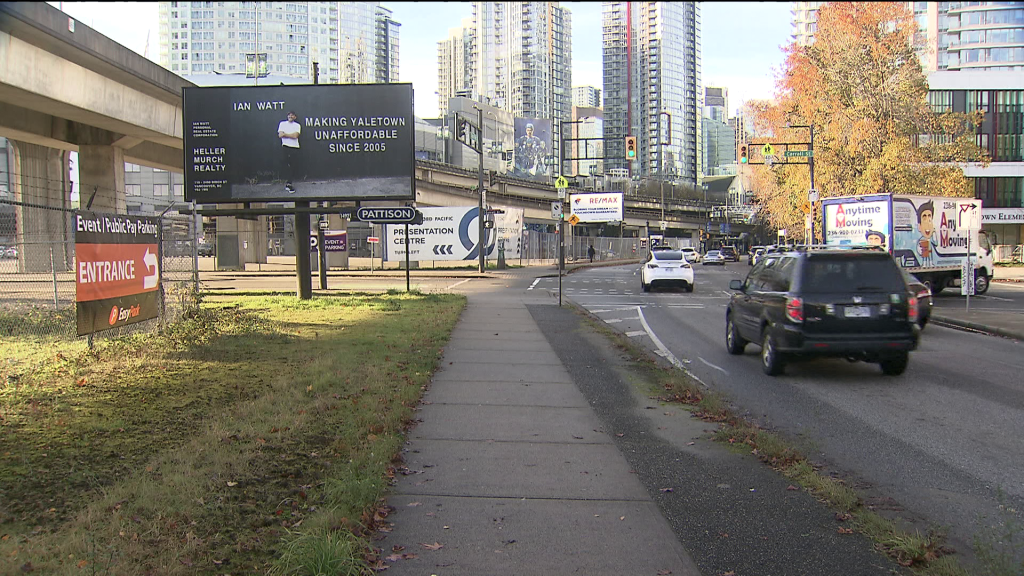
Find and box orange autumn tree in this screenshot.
[749,2,988,241]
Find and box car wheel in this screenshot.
[879,351,909,376]
[726,316,746,355]
[685,282,694,293]
[761,328,785,376]
[974,273,990,295]
[642,280,650,292]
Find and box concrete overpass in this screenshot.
[1,1,187,214]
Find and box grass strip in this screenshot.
[0,290,464,575]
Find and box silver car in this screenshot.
[703,250,726,265]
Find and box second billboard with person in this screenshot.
[512,118,553,181]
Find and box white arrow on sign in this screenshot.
[143,248,159,289]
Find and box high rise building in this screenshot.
[573,85,602,108]
[702,118,736,176]
[375,5,401,83]
[704,86,728,123]
[158,1,399,84]
[790,1,824,47]
[570,106,604,176]
[913,2,1024,72]
[792,2,1024,72]
[436,3,572,161]
[602,2,702,183]
[437,18,474,115]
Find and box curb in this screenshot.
[929,314,1024,342]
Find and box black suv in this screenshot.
[720,245,739,262]
[725,247,919,376]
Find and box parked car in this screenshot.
[725,246,919,376]
[679,246,701,263]
[641,248,695,292]
[902,269,933,330]
[748,246,766,266]
[4,246,17,259]
[720,245,739,262]
[198,242,215,257]
[703,250,726,265]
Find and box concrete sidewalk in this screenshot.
[377,280,700,575]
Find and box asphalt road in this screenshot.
[539,262,1024,567]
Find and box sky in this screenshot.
[50,2,794,118]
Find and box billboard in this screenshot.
[570,192,624,223]
[75,211,161,336]
[822,195,891,251]
[892,196,980,269]
[309,231,348,252]
[512,118,553,180]
[384,207,523,262]
[183,83,415,203]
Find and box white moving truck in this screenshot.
[820,194,994,294]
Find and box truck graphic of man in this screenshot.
[915,200,936,266]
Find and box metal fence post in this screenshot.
[50,246,58,310]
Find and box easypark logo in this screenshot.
[108,304,141,326]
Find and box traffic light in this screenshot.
[458,118,469,144]
[740,146,748,164]
[625,136,637,160]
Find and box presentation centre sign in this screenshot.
[74,211,161,336]
[182,83,415,203]
[384,206,523,262]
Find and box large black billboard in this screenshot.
[183,83,415,202]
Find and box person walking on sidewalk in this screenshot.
[588,244,596,263]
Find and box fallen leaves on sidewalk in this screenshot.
[419,542,444,550]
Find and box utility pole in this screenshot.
[809,124,816,244]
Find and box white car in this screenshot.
[679,247,701,263]
[702,250,726,265]
[641,248,695,292]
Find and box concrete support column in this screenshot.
[214,207,268,271]
[78,144,125,213]
[10,140,73,273]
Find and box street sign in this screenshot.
[356,206,418,224]
[808,189,819,202]
[762,143,775,157]
[555,176,569,189]
[659,220,668,231]
[318,219,330,230]
[567,214,580,226]
[367,236,380,244]
[961,258,975,295]
[785,150,813,158]
[483,220,495,229]
[640,238,648,249]
[551,201,563,220]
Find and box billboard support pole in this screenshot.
[477,106,485,274]
[405,223,411,293]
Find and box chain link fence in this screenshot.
[0,176,200,342]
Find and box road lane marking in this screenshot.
[635,306,709,388]
[699,357,729,375]
[605,319,624,323]
[447,279,471,289]
[625,330,646,337]
[527,278,541,290]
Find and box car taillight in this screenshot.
[786,297,804,323]
[908,296,919,323]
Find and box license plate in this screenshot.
[844,305,871,318]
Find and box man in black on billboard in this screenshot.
[514,123,547,177]
[278,111,302,193]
